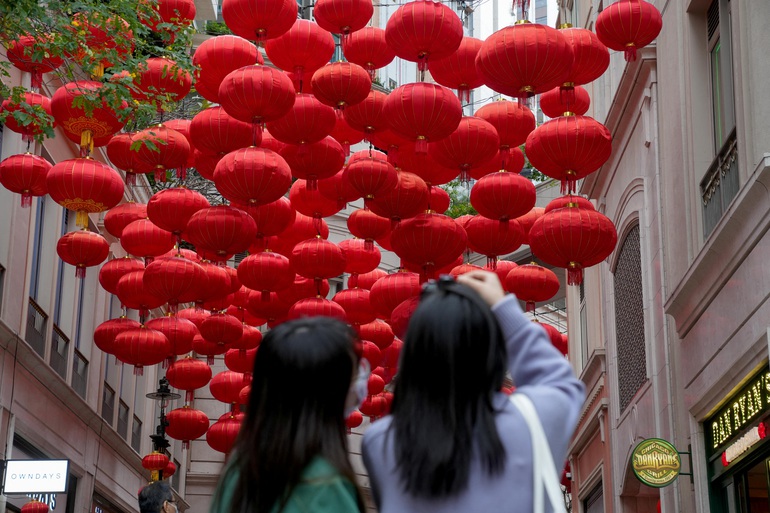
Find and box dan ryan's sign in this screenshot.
[2,460,69,494]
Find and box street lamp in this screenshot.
[146,377,181,455]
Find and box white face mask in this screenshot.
[344,359,371,417]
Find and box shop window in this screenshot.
[117,400,130,439]
[131,415,143,453]
[71,350,88,398]
[26,298,47,357]
[49,325,70,379]
[584,482,604,513]
[613,225,647,412]
[102,383,115,424]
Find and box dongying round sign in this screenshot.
[631,438,681,488]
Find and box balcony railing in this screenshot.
[71,350,89,399]
[701,129,739,238]
[49,325,70,379]
[26,298,48,357]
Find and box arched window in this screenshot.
[614,224,647,412]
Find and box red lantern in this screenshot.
[68,14,134,77]
[142,452,169,472]
[193,334,228,364]
[348,208,391,250]
[133,125,191,180]
[106,133,150,184]
[114,327,171,375]
[350,269,387,290]
[529,204,618,285]
[359,394,386,419]
[469,148,525,180]
[464,216,524,268]
[266,213,329,256]
[56,229,109,279]
[346,411,363,430]
[342,90,388,137]
[318,170,362,210]
[218,65,296,126]
[133,58,192,109]
[231,324,262,352]
[391,213,467,281]
[206,413,242,453]
[368,171,429,225]
[237,196,296,249]
[390,296,420,338]
[428,116,500,182]
[167,357,212,401]
[368,129,410,167]
[382,337,403,368]
[396,148,459,187]
[280,136,345,187]
[475,100,535,166]
[450,263,482,277]
[505,263,560,312]
[476,23,574,99]
[289,179,342,220]
[330,117,365,157]
[147,187,209,242]
[221,0,297,42]
[265,94,336,150]
[333,288,376,325]
[190,106,256,156]
[311,62,373,114]
[428,37,485,102]
[384,83,463,154]
[361,340,382,368]
[539,85,591,118]
[595,0,662,62]
[193,35,262,103]
[515,207,545,244]
[469,171,537,222]
[146,315,198,359]
[1,92,53,142]
[385,0,463,72]
[104,202,147,239]
[558,27,609,103]
[210,370,248,404]
[50,81,125,155]
[186,206,257,261]
[46,158,124,228]
[264,20,336,83]
[145,0,197,34]
[288,297,347,321]
[369,271,421,319]
[344,155,399,205]
[357,320,394,350]
[94,317,141,354]
[290,238,347,285]
[525,115,612,193]
[313,0,373,40]
[0,153,51,207]
[177,309,210,330]
[99,257,145,294]
[546,195,595,213]
[143,255,204,312]
[6,35,63,88]
[116,270,166,317]
[121,219,175,263]
[339,238,381,275]
[342,27,396,79]
[214,147,292,206]
[225,347,257,373]
[238,251,294,301]
[535,321,566,355]
[201,313,243,346]
[247,291,290,321]
[166,406,208,449]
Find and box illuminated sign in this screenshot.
[722,422,767,466]
[708,369,770,452]
[631,438,681,488]
[3,460,69,494]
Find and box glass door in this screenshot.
[737,458,770,512]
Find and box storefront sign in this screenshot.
[722,422,767,466]
[708,369,770,452]
[631,438,681,488]
[3,459,69,494]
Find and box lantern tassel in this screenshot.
[526,300,535,312]
[177,167,187,180]
[76,210,89,228]
[307,177,318,190]
[207,355,214,365]
[168,302,178,314]
[186,390,194,403]
[560,85,576,109]
[567,265,583,286]
[22,133,33,143]
[126,172,137,185]
[21,193,32,208]
[261,290,270,302]
[80,130,93,157]
[500,146,510,168]
[486,257,497,270]
[31,70,43,89]
[415,137,428,154]
[364,239,373,251]
[348,274,359,288]
[75,266,86,279]
[367,66,376,80]
[182,441,190,451]
[134,365,144,376]
[342,142,351,156]
[625,44,638,62]
[459,165,470,184]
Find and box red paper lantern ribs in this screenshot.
[595,0,663,62]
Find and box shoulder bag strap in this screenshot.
[510,393,566,513]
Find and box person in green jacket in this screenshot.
[209,317,367,513]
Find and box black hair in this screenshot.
[390,277,507,498]
[219,317,364,513]
[138,481,173,513]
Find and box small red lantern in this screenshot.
[595,0,663,62]
[201,313,243,346]
[56,229,110,279]
[346,410,364,431]
[313,0,373,41]
[99,257,145,295]
[0,153,51,207]
[94,317,141,354]
[147,187,209,243]
[333,288,376,325]
[475,99,535,166]
[469,148,525,180]
[344,155,399,206]
[342,90,389,137]
[190,106,256,155]
[238,251,294,301]
[504,263,560,312]
[290,238,347,285]
[46,158,124,228]
[289,179,342,220]
[218,65,296,126]
[146,315,197,362]
[450,263,483,277]
[115,327,171,375]
[264,20,336,83]
[221,0,297,43]
[385,0,464,72]
[116,270,166,317]
[266,213,329,256]
[396,148,459,187]
[339,238,381,275]
[206,413,242,454]
[357,320,394,350]
[515,207,545,244]
[428,116,500,182]
[350,269,387,290]
[318,170,362,210]
[214,147,292,206]
[133,125,191,180]
[21,500,49,513]
[342,27,396,79]
[133,57,192,109]
[311,62,373,114]
[539,85,591,118]
[193,35,262,103]
[469,171,537,222]
[369,271,421,319]
[429,37,485,102]
[143,256,204,313]
[186,206,257,262]
[106,133,150,184]
[265,94,336,151]
[535,321,567,355]
[104,202,147,239]
[390,213,467,281]
[6,35,63,88]
[288,297,347,321]
[464,216,525,268]
[348,208,391,250]
[1,92,53,142]
[225,347,257,373]
[210,370,249,404]
[281,136,345,187]
[167,357,213,402]
[558,27,609,104]
[368,171,429,225]
[120,219,175,263]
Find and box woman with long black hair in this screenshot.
[362,270,585,512]
[209,317,367,513]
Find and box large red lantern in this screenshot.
[133,57,192,109]
[368,170,429,225]
[428,116,499,182]
[289,179,342,220]
[210,370,248,404]
[143,255,204,312]
[186,206,257,261]
[313,0,373,40]
[311,62,372,115]
[475,100,536,167]
[206,413,242,454]
[288,297,347,321]
[218,65,296,126]
[539,85,590,118]
[193,35,262,103]
[504,263,560,312]
[190,106,256,155]
[231,324,262,352]
[146,315,197,360]
[266,213,329,256]
[120,219,175,263]
[106,133,149,184]
[396,148,459,187]
[147,187,209,243]
[166,406,209,449]
[339,238,381,275]
[351,269,387,290]
[201,313,243,346]
[390,213,467,280]
[46,158,124,228]
[428,37,484,102]
[558,27,609,104]
[221,0,297,42]
[369,271,421,319]
[344,154,399,206]
[237,251,294,301]
[142,452,169,473]
[347,208,391,250]
[104,202,147,239]
[214,147,292,206]
[264,19,336,82]
[384,83,463,154]
[1,92,53,142]
[525,115,612,193]
[99,257,145,294]
[464,216,524,268]
[469,171,537,222]
[237,196,296,249]
[385,0,464,72]
[50,81,125,155]
[333,288,376,325]
[290,238,347,285]
[133,125,191,180]
[342,90,388,137]
[167,357,212,401]
[280,136,345,187]
[342,27,396,79]
[330,117,365,157]
[357,320,394,350]
[114,327,171,375]
[595,0,663,62]
[56,229,110,279]
[265,94,336,151]
[318,170,362,210]
[515,206,545,245]
[470,148,525,180]
[6,35,63,88]
[529,204,618,285]
[116,270,166,317]
[94,317,141,355]
[484,259,517,284]
[476,23,574,99]
[225,347,257,374]
[0,153,51,207]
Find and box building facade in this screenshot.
[563,1,770,512]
